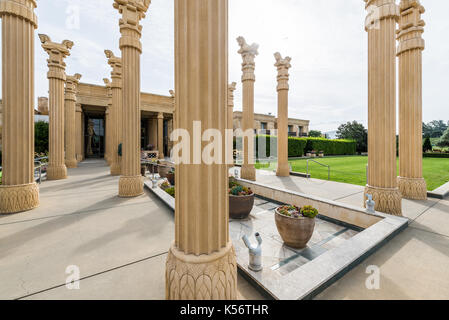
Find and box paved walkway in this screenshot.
[251,169,449,299]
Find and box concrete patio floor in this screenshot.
[1,160,447,300]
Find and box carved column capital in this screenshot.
[75,103,82,113]
[39,34,73,80]
[364,0,399,32]
[105,50,123,88]
[397,0,425,55]
[65,73,82,102]
[274,52,291,91]
[158,112,164,120]
[237,36,258,82]
[227,82,236,108]
[0,0,38,28]
[113,0,151,52]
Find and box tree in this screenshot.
[336,121,368,153]
[35,121,49,154]
[308,130,322,138]
[423,136,432,152]
[424,120,448,138]
[437,127,449,148]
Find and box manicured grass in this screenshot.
[255,156,449,191]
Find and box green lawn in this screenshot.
[255,156,449,191]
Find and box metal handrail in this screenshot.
[306,159,330,180]
[0,156,48,184]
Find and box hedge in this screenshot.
[235,135,356,158]
[423,152,449,158]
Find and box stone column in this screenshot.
[75,103,83,162]
[113,0,150,197]
[105,50,123,176]
[39,34,73,181]
[157,112,164,159]
[274,53,291,177]
[166,0,237,300]
[103,78,112,165]
[64,73,81,168]
[228,82,236,167]
[397,0,427,200]
[237,36,258,181]
[0,0,39,214]
[364,0,402,215]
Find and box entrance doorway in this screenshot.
[84,116,105,158]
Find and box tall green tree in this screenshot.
[308,130,322,138]
[423,136,432,152]
[437,127,449,148]
[336,121,368,153]
[35,121,49,154]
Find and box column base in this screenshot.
[0,182,40,214]
[65,159,78,169]
[276,162,290,177]
[47,164,68,180]
[364,185,402,216]
[241,165,256,181]
[398,177,427,200]
[166,242,237,300]
[76,155,83,162]
[118,175,144,197]
[110,163,121,176]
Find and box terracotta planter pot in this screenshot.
[166,172,175,185]
[229,194,254,219]
[274,208,315,249]
[158,165,173,178]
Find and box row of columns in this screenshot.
[364,0,426,216]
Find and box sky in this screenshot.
[0,0,448,133]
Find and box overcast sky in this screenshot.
[1,0,448,133]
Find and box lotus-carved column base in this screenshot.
[364,185,402,216]
[47,164,68,180]
[0,183,40,214]
[118,175,143,197]
[166,242,237,300]
[241,165,256,181]
[398,177,427,200]
[65,159,78,169]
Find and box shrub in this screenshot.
[35,121,49,154]
[165,187,175,198]
[304,137,356,156]
[423,137,432,153]
[300,205,319,218]
[423,152,449,158]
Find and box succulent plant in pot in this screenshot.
[229,177,254,220]
[166,167,175,185]
[275,204,319,249]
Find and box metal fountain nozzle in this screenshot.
[242,233,263,272]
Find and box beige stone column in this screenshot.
[0,0,39,214]
[237,37,258,181]
[103,78,112,165]
[364,0,402,215]
[157,112,164,159]
[75,103,83,162]
[227,82,236,167]
[64,73,81,168]
[166,0,237,300]
[274,53,291,177]
[113,0,150,196]
[397,0,427,200]
[105,50,123,176]
[39,34,73,181]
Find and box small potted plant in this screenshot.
[311,150,317,158]
[158,164,173,179]
[274,204,318,248]
[166,168,175,185]
[229,177,254,219]
[319,150,324,158]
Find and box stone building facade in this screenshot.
[233,111,309,137]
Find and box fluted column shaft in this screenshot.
[39,34,73,180]
[275,53,291,177]
[64,74,81,168]
[103,78,112,165]
[113,0,150,197]
[364,0,402,215]
[227,83,236,167]
[75,103,83,162]
[0,0,39,213]
[397,0,427,200]
[158,112,164,159]
[166,0,237,301]
[237,37,258,181]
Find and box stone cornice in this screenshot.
[39,34,73,80]
[113,0,151,52]
[274,52,291,91]
[0,0,38,28]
